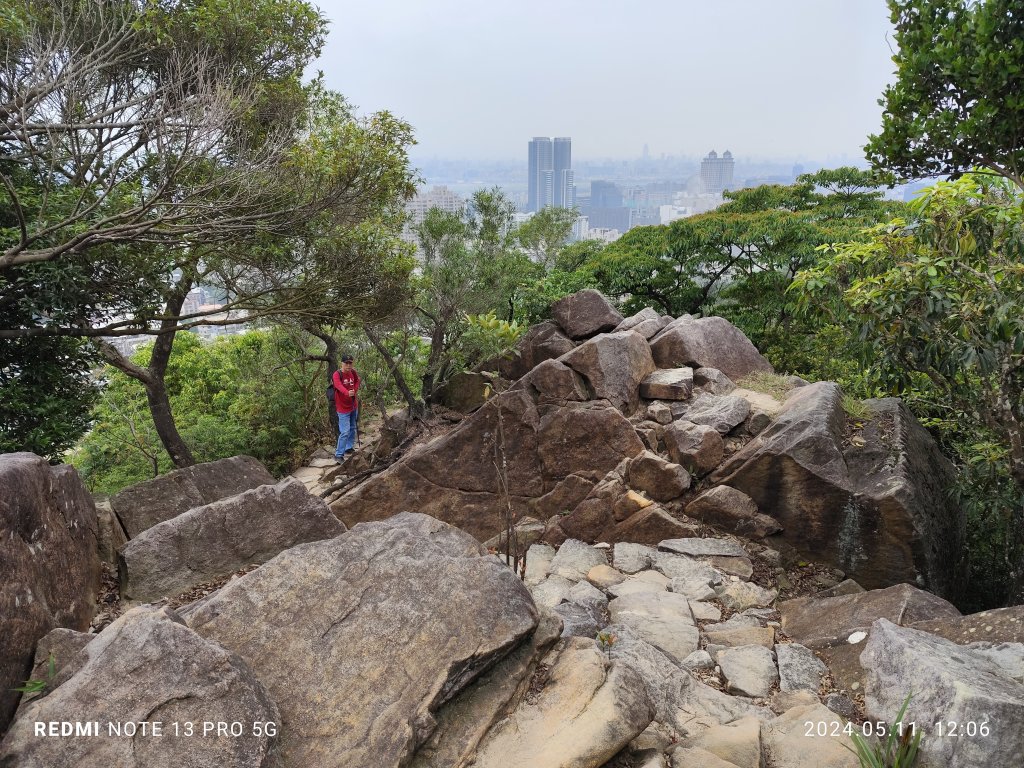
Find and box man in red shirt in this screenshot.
[333,354,360,460]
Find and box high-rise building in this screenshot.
[553,137,572,208]
[700,150,735,193]
[528,137,552,212]
[528,136,575,211]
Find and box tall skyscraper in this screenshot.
[553,137,572,208]
[700,150,735,193]
[528,137,552,212]
[528,136,575,211]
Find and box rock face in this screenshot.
[627,451,691,503]
[639,368,694,400]
[0,454,100,734]
[685,486,782,539]
[863,619,1024,768]
[650,317,772,381]
[497,321,576,381]
[0,606,280,768]
[551,289,624,340]
[712,382,966,598]
[111,455,276,538]
[408,609,563,768]
[182,513,538,768]
[663,421,724,476]
[470,638,654,768]
[118,478,346,602]
[560,330,656,414]
[333,385,644,540]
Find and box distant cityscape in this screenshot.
[113,139,931,357]
[402,138,929,247]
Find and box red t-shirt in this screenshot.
[332,369,360,414]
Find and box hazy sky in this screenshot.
[313,0,896,162]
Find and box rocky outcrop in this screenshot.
[0,454,100,734]
[118,478,345,602]
[779,583,961,692]
[497,321,576,381]
[182,513,538,768]
[333,384,644,540]
[0,606,280,768]
[559,330,656,414]
[663,421,724,476]
[712,382,966,598]
[111,455,276,538]
[470,638,654,768]
[551,289,624,340]
[863,619,1024,768]
[409,609,563,768]
[685,486,782,539]
[650,317,773,381]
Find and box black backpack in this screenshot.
[326,377,336,407]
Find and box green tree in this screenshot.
[515,206,577,268]
[866,0,1024,188]
[792,174,1024,604]
[1,1,416,465]
[414,188,540,401]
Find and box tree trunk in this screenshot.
[364,324,425,418]
[145,375,195,467]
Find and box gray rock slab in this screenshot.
[609,591,699,662]
[524,543,556,585]
[863,619,1024,768]
[119,477,345,602]
[603,623,761,737]
[112,455,275,538]
[614,542,657,574]
[659,537,747,558]
[182,513,538,768]
[471,637,654,768]
[0,606,279,768]
[672,394,751,435]
[776,643,828,693]
[550,538,608,582]
[718,645,779,697]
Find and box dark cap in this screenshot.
[341,354,354,363]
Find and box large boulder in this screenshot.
[0,454,100,734]
[639,368,694,400]
[650,317,772,381]
[711,382,966,598]
[626,450,691,503]
[559,330,656,414]
[671,393,751,434]
[333,387,644,541]
[435,370,494,412]
[111,455,276,538]
[780,583,961,693]
[603,623,758,738]
[685,486,782,539]
[409,609,563,768]
[551,289,624,340]
[863,619,1024,768]
[181,513,538,768]
[0,606,280,768]
[496,321,576,381]
[663,421,724,476]
[119,477,345,602]
[470,637,654,768]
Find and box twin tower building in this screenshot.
[527,136,575,212]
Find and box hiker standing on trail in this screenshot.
[333,354,360,461]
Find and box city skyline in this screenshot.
[313,0,896,161]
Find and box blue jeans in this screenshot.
[335,410,358,457]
